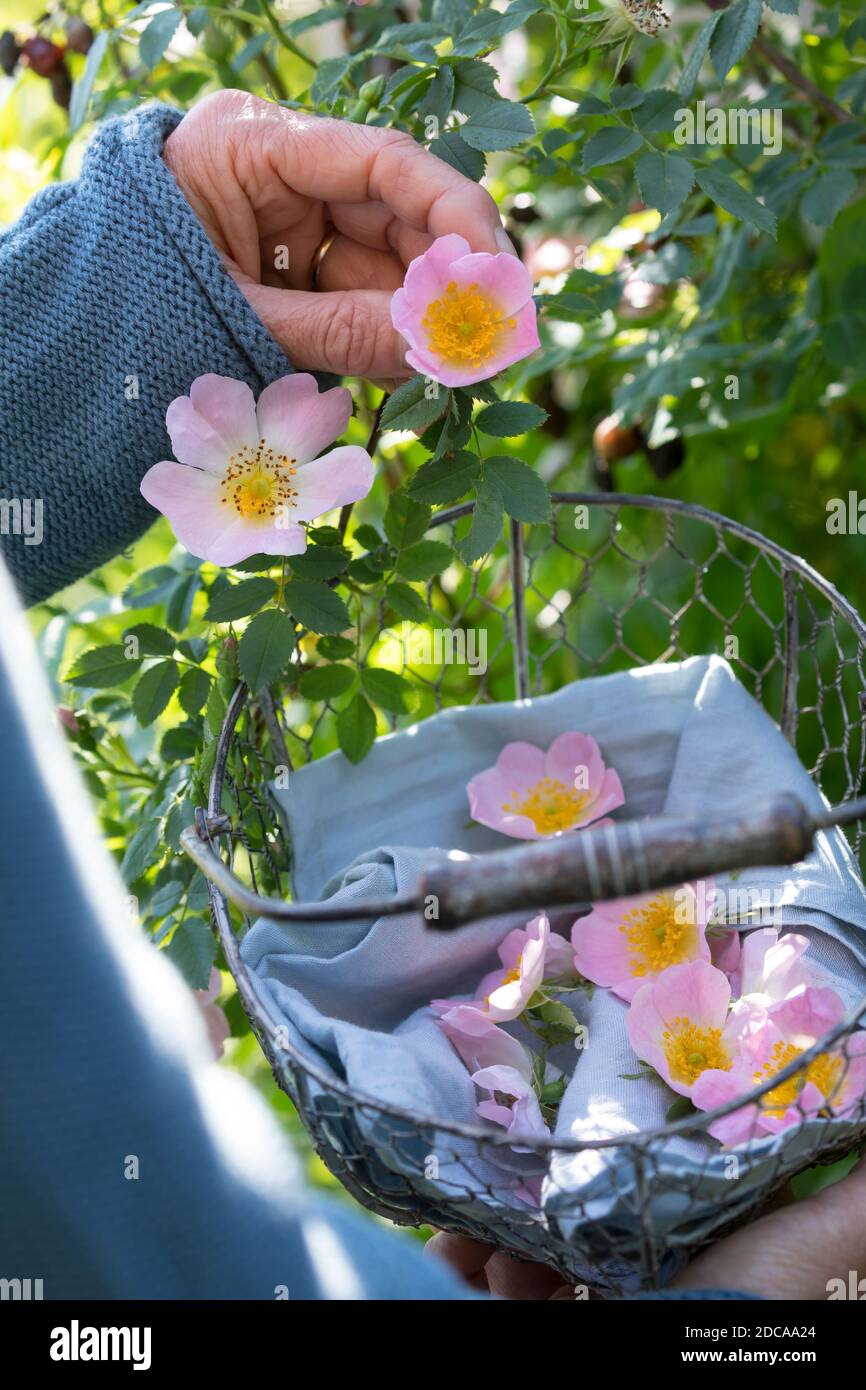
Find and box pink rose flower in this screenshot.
[625,959,747,1098]
[193,967,231,1061]
[433,1002,532,1074]
[467,733,624,840]
[472,1063,549,1143]
[140,373,373,566]
[476,914,576,1021]
[390,233,539,387]
[730,928,815,1012]
[571,882,711,1003]
[693,986,866,1146]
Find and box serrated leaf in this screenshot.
[360,667,416,714]
[164,917,217,990]
[479,398,549,439]
[204,577,276,622]
[429,130,486,181]
[385,582,432,623]
[462,100,536,152]
[582,126,643,171]
[132,660,180,726]
[452,57,501,114]
[139,6,182,69]
[451,0,541,56]
[679,12,722,100]
[311,54,358,103]
[695,166,777,236]
[337,694,377,763]
[395,540,453,580]
[298,664,357,700]
[178,666,211,717]
[458,481,504,563]
[634,89,683,133]
[120,819,161,884]
[384,491,432,551]
[67,644,141,689]
[381,375,448,431]
[318,634,355,660]
[410,450,480,508]
[238,609,296,691]
[485,457,551,523]
[121,623,175,657]
[635,151,695,215]
[711,0,763,81]
[284,580,351,634]
[801,168,856,227]
[287,546,350,581]
[165,572,201,633]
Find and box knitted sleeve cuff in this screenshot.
[0,102,291,604]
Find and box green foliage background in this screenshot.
[4,0,866,1222]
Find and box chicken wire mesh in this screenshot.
[187,493,866,1289]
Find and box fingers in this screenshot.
[425,1232,493,1291]
[245,104,505,254]
[241,280,412,379]
[315,235,407,294]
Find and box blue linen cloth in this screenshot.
[240,655,866,1287]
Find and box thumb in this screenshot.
[240,282,412,381]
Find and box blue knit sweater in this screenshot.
[0,103,290,604]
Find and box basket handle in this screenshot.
[182,795,819,929]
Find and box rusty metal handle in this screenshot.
[419,795,815,929]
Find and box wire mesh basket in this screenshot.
[182,492,866,1290]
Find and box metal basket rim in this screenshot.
[204,491,866,1157]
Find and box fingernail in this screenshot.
[495,225,518,257]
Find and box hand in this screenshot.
[163,90,515,382]
[427,1151,866,1300]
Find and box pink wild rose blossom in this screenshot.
[571,882,712,1003]
[475,913,578,1021]
[140,373,373,566]
[692,985,866,1146]
[625,959,751,1099]
[390,233,539,387]
[467,733,624,841]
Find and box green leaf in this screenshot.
[396,540,452,580]
[380,375,448,432]
[298,664,357,700]
[69,28,110,133]
[237,609,296,691]
[318,634,356,660]
[452,57,501,114]
[385,582,432,623]
[311,54,358,103]
[284,580,351,634]
[461,101,536,152]
[360,667,416,714]
[204,577,277,622]
[67,644,141,689]
[429,130,486,181]
[287,546,350,581]
[165,572,201,633]
[582,126,643,171]
[132,660,180,726]
[475,401,549,436]
[695,166,777,237]
[178,666,211,717]
[679,12,722,100]
[801,168,857,227]
[121,623,175,658]
[485,457,551,523]
[451,0,541,56]
[665,1095,698,1122]
[120,819,161,883]
[635,151,695,215]
[139,6,182,68]
[409,450,482,504]
[458,481,504,563]
[711,0,763,81]
[384,491,432,551]
[337,694,377,763]
[634,89,683,133]
[164,917,217,990]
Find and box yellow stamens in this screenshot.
[422,282,515,368]
[621,894,696,977]
[502,776,588,835]
[754,1040,845,1118]
[662,1016,731,1087]
[219,438,298,522]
